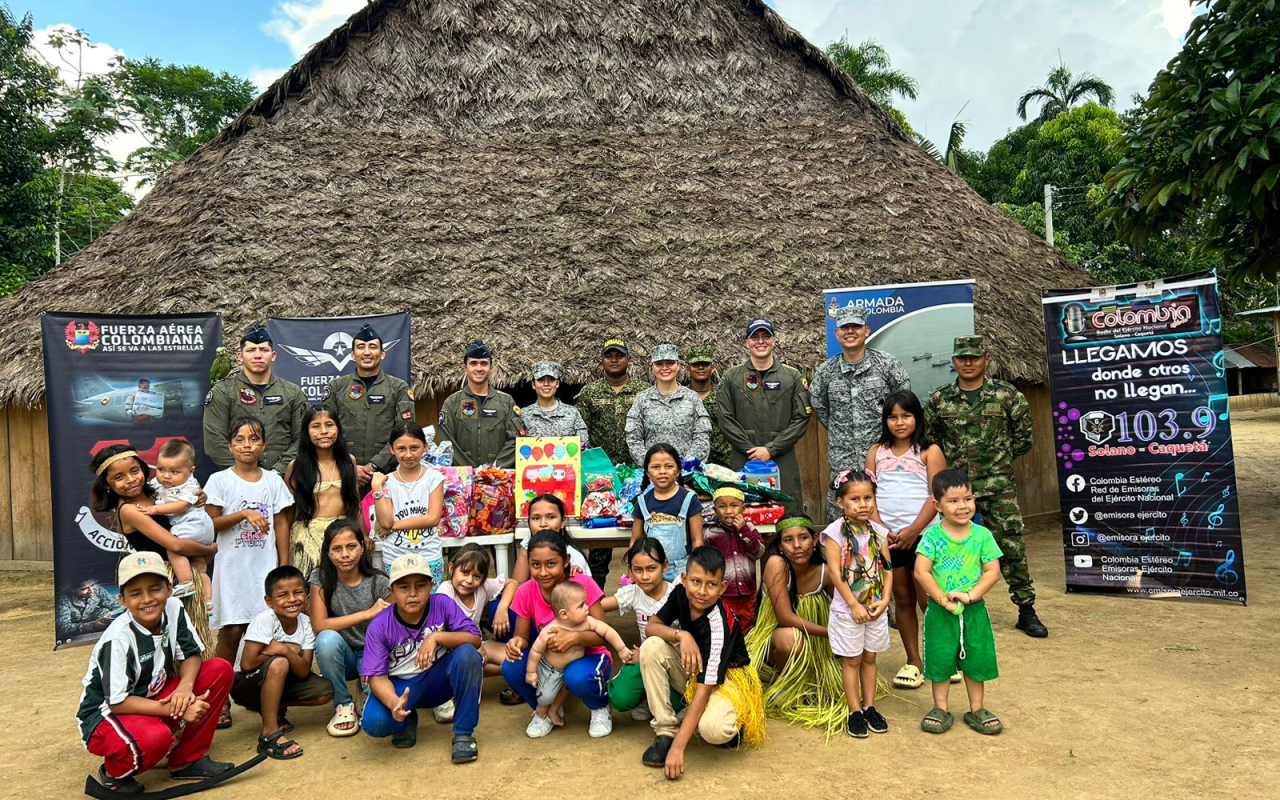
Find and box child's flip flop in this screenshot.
[921,707,954,734]
[893,664,924,689]
[963,708,1003,735]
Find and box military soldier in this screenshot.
[575,337,648,586]
[717,318,812,513]
[321,323,416,488]
[521,361,588,445]
[437,339,523,468]
[625,343,710,465]
[203,323,307,475]
[926,336,1047,638]
[683,346,733,467]
[811,307,910,521]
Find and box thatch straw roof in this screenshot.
[0,0,1087,408]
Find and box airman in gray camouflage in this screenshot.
[811,307,910,520]
[625,343,710,465]
[925,335,1047,638]
[522,361,589,445]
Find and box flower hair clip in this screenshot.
[831,469,853,490]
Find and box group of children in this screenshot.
[77,387,1008,791]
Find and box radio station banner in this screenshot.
[42,312,223,646]
[1042,271,1245,604]
[267,313,413,404]
[824,279,974,399]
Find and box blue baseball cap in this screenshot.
[745,318,775,337]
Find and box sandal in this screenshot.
[327,702,359,737]
[451,734,478,764]
[950,671,963,684]
[921,707,954,734]
[277,711,293,734]
[169,755,234,781]
[172,582,196,599]
[499,687,523,706]
[893,664,924,689]
[257,729,304,760]
[217,698,232,729]
[963,708,1003,735]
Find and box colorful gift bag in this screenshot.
[439,466,474,538]
[516,437,582,518]
[470,467,516,535]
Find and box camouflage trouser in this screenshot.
[976,492,1035,607]
[587,548,613,589]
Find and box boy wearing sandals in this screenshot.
[914,469,1003,736]
[360,554,484,763]
[76,552,234,793]
[232,566,333,759]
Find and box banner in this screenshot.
[43,312,223,646]
[824,279,975,399]
[1042,271,1245,604]
[267,313,412,404]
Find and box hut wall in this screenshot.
[1228,392,1280,412]
[0,387,1062,567]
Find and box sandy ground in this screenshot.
[3,410,1278,799]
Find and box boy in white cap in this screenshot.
[521,361,589,445]
[76,553,234,793]
[625,344,711,465]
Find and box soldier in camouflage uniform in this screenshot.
[437,339,523,468]
[321,323,416,486]
[625,343,711,465]
[575,338,649,586]
[716,318,812,514]
[925,335,1048,638]
[683,345,734,467]
[811,307,910,521]
[521,361,588,445]
[203,323,308,476]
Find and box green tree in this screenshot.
[825,36,918,111]
[109,58,255,185]
[1100,0,1280,283]
[1016,60,1115,123]
[915,119,969,173]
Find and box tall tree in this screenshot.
[1016,60,1115,123]
[1100,0,1280,283]
[825,36,918,110]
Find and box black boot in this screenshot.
[1016,605,1048,638]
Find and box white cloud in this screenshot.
[247,64,289,92]
[31,24,150,197]
[263,0,368,58]
[771,0,1192,149]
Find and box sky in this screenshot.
[27,0,1193,177]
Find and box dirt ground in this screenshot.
[3,411,1278,799]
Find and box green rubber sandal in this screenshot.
[921,707,954,734]
[963,708,1003,735]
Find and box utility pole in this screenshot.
[1043,184,1054,246]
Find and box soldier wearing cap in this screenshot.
[437,339,523,468]
[521,361,588,445]
[717,318,812,513]
[625,343,711,466]
[575,337,649,586]
[684,345,733,467]
[321,323,416,488]
[811,306,910,520]
[203,322,307,475]
[925,336,1047,638]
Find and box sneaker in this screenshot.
[863,705,889,734]
[498,687,523,706]
[392,710,419,748]
[434,699,455,724]
[98,765,144,794]
[642,735,674,767]
[630,702,652,722]
[588,706,613,738]
[526,713,555,739]
[846,710,869,739]
[1016,605,1049,638]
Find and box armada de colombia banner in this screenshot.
[267,313,413,404]
[43,312,222,646]
[1042,271,1245,604]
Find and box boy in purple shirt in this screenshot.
[360,554,484,762]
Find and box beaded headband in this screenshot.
[95,450,141,477]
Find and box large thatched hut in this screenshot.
[0,0,1086,565]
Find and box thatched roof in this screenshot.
[0,0,1087,407]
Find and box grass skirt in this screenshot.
[682,666,768,748]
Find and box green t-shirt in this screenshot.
[917,522,1003,594]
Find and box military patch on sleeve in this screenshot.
[513,405,521,416]
[407,387,415,401]
[204,390,213,406]
[802,377,810,391]
[401,411,413,420]
[438,411,445,426]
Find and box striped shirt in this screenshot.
[652,584,749,685]
[76,598,203,744]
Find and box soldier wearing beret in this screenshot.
[716,318,812,513]
[521,361,588,445]
[437,339,523,468]
[925,336,1047,638]
[321,323,416,488]
[203,322,307,475]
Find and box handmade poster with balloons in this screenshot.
[516,437,581,518]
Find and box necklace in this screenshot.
[396,463,424,482]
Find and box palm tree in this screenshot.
[1016,61,1115,123]
[824,36,918,109]
[916,110,969,174]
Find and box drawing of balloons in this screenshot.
[567,443,579,457]
[554,445,566,459]
[543,443,556,458]
[520,444,532,459]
